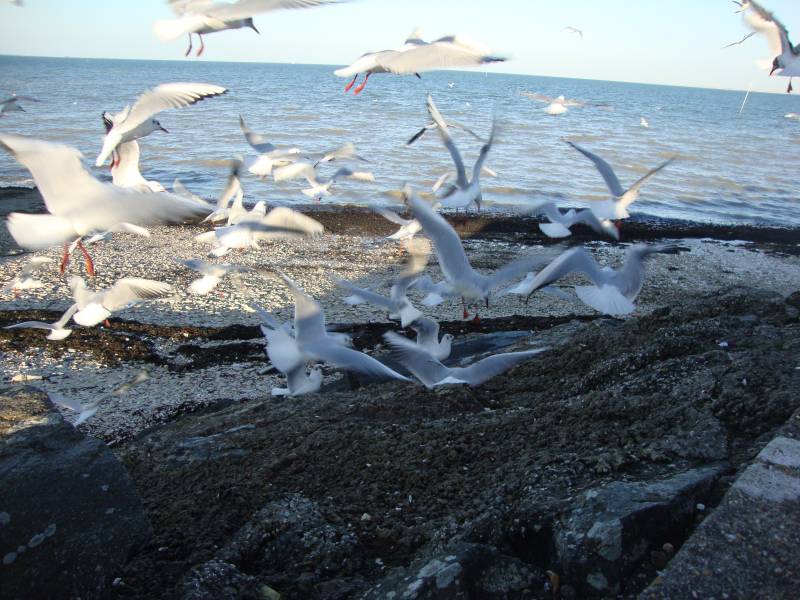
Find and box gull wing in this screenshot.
[261,206,324,235]
[276,272,328,345]
[207,0,341,21]
[374,207,412,227]
[504,246,604,297]
[743,0,798,58]
[168,0,215,15]
[471,120,496,182]
[625,157,675,198]
[566,141,626,198]
[120,83,227,134]
[383,331,449,388]
[273,161,317,184]
[378,36,505,75]
[334,278,396,311]
[311,340,411,381]
[521,91,555,104]
[454,348,548,386]
[262,324,304,375]
[239,115,276,154]
[102,278,173,311]
[426,95,468,187]
[408,193,475,288]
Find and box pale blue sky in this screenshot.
[1,0,799,93]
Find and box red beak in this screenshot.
[160,126,169,133]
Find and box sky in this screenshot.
[1,0,799,93]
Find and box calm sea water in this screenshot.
[1,55,799,226]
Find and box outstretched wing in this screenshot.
[566,141,625,197]
[121,83,227,133]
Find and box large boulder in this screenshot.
[0,387,151,599]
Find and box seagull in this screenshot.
[0,94,40,117]
[408,315,453,361]
[273,162,374,199]
[101,112,165,192]
[4,304,79,341]
[432,165,497,194]
[407,192,549,317]
[335,28,505,94]
[426,94,494,211]
[738,0,799,92]
[384,331,547,389]
[522,92,584,116]
[195,206,324,256]
[201,160,246,224]
[154,0,340,57]
[1,134,212,276]
[374,207,422,242]
[260,320,323,397]
[504,244,678,316]
[96,82,227,167]
[274,271,411,382]
[564,26,584,39]
[640,116,650,128]
[334,241,429,327]
[180,259,252,295]
[69,276,173,326]
[48,371,150,426]
[531,202,619,240]
[239,115,302,178]
[2,257,54,295]
[566,141,675,220]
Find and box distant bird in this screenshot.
[102,113,166,192]
[0,134,211,276]
[522,92,585,116]
[335,241,429,327]
[407,192,549,317]
[738,0,799,93]
[531,201,619,240]
[180,259,252,295]
[335,28,505,94]
[273,162,374,199]
[785,112,800,120]
[504,244,678,316]
[274,272,411,382]
[0,94,39,117]
[2,257,53,295]
[564,26,584,39]
[154,0,341,57]
[640,116,650,128]
[69,276,173,326]
[566,141,675,220]
[384,331,547,389]
[4,305,78,341]
[96,82,227,167]
[723,31,756,48]
[426,94,494,211]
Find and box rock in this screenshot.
[553,465,725,595]
[182,560,268,600]
[641,423,800,600]
[363,543,542,599]
[0,387,151,600]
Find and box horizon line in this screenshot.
[0,52,785,97]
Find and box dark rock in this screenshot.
[182,560,268,600]
[553,465,725,595]
[363,543,542,599]
[0,387,151,600]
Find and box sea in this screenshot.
[1,55,799,227]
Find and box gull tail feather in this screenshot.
[575,284,635,316]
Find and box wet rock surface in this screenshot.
[105,288,800,599]
[0,387,151,600]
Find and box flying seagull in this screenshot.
[273,162,374,199]
[384,331,548,389]
[530,201,619,240]
[2,257,54,295]
[0,134,212,276]
[564,26,583,39]
[4,305,78,341]
[0,94,40,117]
[154,0,342,57]
[335,28,505,94]
[96,82,227,167]
[504,244,678,316]
[738,0,799,93]
[180,259,252,295]
[723,31,757,48]
[69,276,174,326]
[102,113,166,192]
[426,94,494,211]
[566,141,675,220]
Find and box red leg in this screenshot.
[472,314,481,324]
[77,240,96,277]
[59,243,70,274]
[354,72,371,95]
[789,79,794,94]
[103,319,111,328]
[197,34,205,57]
[185,34,193,57]
[344,74,358,92]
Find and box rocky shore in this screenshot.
[2,186,800,598]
